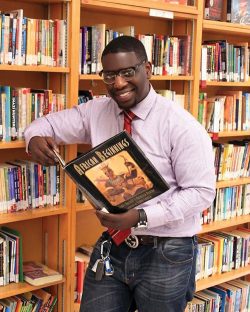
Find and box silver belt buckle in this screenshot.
[125,234,139,248]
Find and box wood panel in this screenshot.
[81,7,172,35]
[75,210,104,247]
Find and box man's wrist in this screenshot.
[134,208,148,229]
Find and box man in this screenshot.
[24,36,216,312]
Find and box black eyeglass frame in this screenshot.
[98,60,146,84]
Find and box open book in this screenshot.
[54,131,169,213]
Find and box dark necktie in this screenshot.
[108,110,136,245]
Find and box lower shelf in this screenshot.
[196,265,250,291]
[0,278,65,299]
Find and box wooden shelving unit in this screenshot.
[0,0,73,310]
[194,0,250,302]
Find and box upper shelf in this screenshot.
[0,206,68,225]
[204,81,250,87]
[0,141,26,150]
[0,0,71,3]
[0,65,70,73]
[203,20,250,36]
[81,0,199,20]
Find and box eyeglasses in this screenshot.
[99,60,146,85]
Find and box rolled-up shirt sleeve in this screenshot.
[144,125,216,229]
[24,103,92,152]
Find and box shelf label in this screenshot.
[149,8,174,19]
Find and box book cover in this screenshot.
[23,261,62,286]
[54,131,169,214]
[204,0,223,21]
[231,0,250,24]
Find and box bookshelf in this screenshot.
[0,0,73,310]
[1,0,250,311]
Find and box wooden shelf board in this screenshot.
[216,177,250,189]
[17,0,71,3]
[204,81,250,87]
[79,74,193,81]
[196,265,250,291]
[81,0,198,18]
[5,0,71,3]
[0,206,68,224]
[0,278,65,299]
[203,20,250,35]
[0,140,26,149]
[0,65,70,73]
[199,215,250,234]
[76,201,94,212]
[150,75,194,81]
[211,131,250,138]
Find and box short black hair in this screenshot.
[101,36,148,62]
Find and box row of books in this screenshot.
[0,225,63,289]
[198,91,250,133]
[79,25,134,74]
[0,161,60,214]
[201,183,250,225]
[0,288,57,312]
[186,278,250,312]
[196,228,250,280]
[205,0,250,25]
[0,227,22,286]
[77,89,185,107]
[200,41,249,83]
[0,9,67,66]
[138,33,191,76]
[0,86,66,142]
[79,23,191,77]
[156,89,185,108]
[213,141,250,181]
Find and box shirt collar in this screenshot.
[114,85,157,120]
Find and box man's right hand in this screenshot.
[28,136,59,166]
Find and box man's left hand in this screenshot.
[95,209,140,230]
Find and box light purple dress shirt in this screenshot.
[24,86,216,237]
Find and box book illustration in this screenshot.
[54,131,169,213]
[86,151,153,206]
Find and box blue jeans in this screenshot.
[80,233,197,312]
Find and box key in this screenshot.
[104,257,114,276]
[95,259,105,281]
[91,259,101,273]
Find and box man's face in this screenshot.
[101,52,152,110]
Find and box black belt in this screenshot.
[124,234,163,248]
[124,234,195,249]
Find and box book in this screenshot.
[53,131,169,214]
[204,0,223,21]
[23,261,62,286]
[230,0,250,24]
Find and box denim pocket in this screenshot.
[160,237,194,264]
